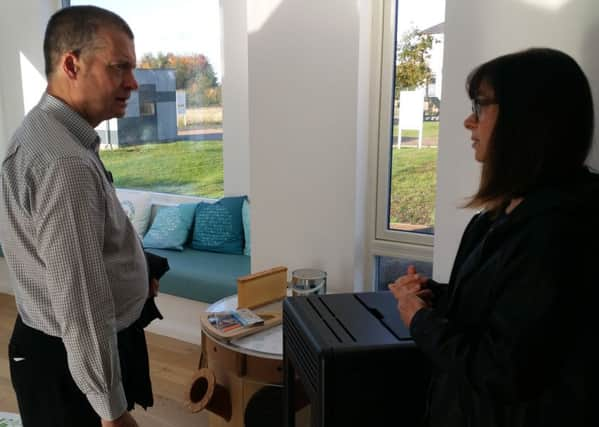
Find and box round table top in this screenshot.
[204,294,284,360]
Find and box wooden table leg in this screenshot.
[195,334,283,427]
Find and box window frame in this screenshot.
[372,0,435,258]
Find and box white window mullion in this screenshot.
[374,0,434,249]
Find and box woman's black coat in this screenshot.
[411,170,599,427]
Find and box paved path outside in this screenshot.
[177,128,222,136]
[394,136,438,148]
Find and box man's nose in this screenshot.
[124,70,138,91]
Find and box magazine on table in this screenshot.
[207,308,264,332]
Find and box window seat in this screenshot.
[115,188,251,305]
[145,247,250,303]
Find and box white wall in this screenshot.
[433,0,599,281]
[0,1,57,294]
[0,1,56,158]
[0,89,5,155]
[247,0,363,293]
[221,0,250,198]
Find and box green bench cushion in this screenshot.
[145,247,250,303]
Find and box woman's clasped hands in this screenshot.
[388,265,433,328]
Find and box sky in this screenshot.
[397,0,446,35]
[71,0,223,79]
[70,0,446,83]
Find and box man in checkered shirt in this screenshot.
[0,6,159,427]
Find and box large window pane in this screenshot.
[69,0,224,197]
[389,0,445,234]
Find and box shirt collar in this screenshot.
[38,93,100,151]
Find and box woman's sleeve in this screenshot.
[410,214,584,402]
[426,279,449,308]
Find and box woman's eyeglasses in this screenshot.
[471,98,497,121]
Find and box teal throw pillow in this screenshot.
[142,203,197,251]
[242,198,251,256]
[191,196,246,254]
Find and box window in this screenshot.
[375,0,446,248]
[369,0,446,284]
[67,0,224,198]
[140,102,155,117]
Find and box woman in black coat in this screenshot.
[389,48,599,427]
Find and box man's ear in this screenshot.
[62,53,80,79]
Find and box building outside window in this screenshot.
[67,0,225,198]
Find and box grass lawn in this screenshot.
[100,140,224,198]
[100,140,437,227]
[390,147,437,227]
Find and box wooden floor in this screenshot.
[0,293,207,424]
[0,293,17,413]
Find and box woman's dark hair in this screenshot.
[466,47,594,210]
[44,6,134,77]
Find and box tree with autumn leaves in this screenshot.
[139,52,221,107]
[395,28,435,93]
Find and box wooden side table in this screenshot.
[193,294,300,427]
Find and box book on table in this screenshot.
[201,301,283,341]
[208,308,265,333]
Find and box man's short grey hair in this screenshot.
[43,5,134,77]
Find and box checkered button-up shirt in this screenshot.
[0,93,148,420]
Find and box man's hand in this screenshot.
[101,411,139,427]
[388,265,432,327]
[149,277,159,297]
